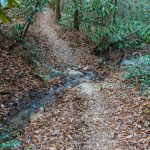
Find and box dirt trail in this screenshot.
[35,8,76,67]
[22,83,119,149]
[22,8,120,149]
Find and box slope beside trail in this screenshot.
[21,7,121,150]
[32,7,100,69]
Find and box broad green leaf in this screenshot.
[7,0,13,8]
[0,0,8,7]
[11,0,20,7]
[0,11,11,22]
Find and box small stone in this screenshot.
[1,104,5,108]
[65,68,83,77]
[83,66,90,71]
[126,134,134,139]
[39,107,44,112]
[49,147,56,150]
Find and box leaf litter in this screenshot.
[0,7,149,150]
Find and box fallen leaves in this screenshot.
[103,71,150,150]
[0,7,149,150]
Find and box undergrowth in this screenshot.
[22,41,46,66]
[122,55,150,95]
[0,128,21,150]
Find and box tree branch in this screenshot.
[108,21,150,49]
[8,2,40,52]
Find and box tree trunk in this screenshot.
[73,0,80,31]
[74,9,79,30]
[113,0,118,25]
[56,0,61,23]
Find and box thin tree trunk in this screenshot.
[8,2,40,52]
[56,0,61,23]
[74,9,79,30]
[113,0,117,25]
[73,0,80,31]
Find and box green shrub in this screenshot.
[122,55,150,95]
[0,128,21,150]
[60,0,150,50]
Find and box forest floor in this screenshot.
[0,7,149,150]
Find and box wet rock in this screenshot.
[120,54,142,66]
[65,68,84,77]
[76,83,101,95]
[35,74,57,82]
[121,59,135,66]
[79,78,93,84]
[34,74,52,82]
[34,68,62,82]
[83,71,102,81]
[39,107,45,113]
[51,68,63,77]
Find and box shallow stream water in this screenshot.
[7,69,102,129]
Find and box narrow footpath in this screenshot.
[21,7,122,150]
